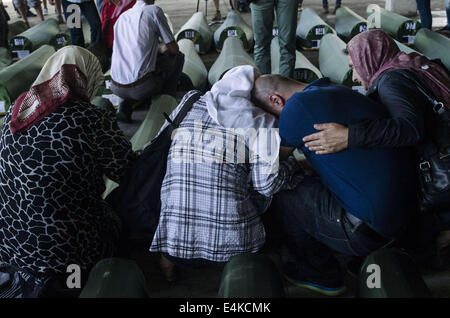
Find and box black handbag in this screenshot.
[106,91,202,240]
[397,70,450,212]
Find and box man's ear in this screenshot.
[269,94,285,108]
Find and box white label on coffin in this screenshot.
[195,44,200,52]
[14,38,25,46]
[405,22,416,31]
[315,28,325,35]
[359,25,368,32]
[185,31,195,39]
[272,29,279,36]
[312,40,320,48]
[0,101,5,113]
[13,50,30,59]
[227,29,238,37]
[57,37,67,45]
[105,80,111,89]
[403,35,415,44]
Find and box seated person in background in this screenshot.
[252,74,417,296]
[0,46,136,298]
[110,0,184,123]
[100,0,136,55]
[301,29,450,265]
[150,66,302,281]
[14,0,44,27]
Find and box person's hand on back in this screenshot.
[303,123,349,155]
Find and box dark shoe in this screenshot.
[212,10,222,22]
[26,10,36,17]
[333,5,341,14]
[283,262,346,296]
[323,5,329,14]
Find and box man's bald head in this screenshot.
[252,74,305,117]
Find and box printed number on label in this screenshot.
[359,25,368,32]
[315,28,325,35]
[227,29,238,37]
[14,38,25,46]
[185,31,195,39]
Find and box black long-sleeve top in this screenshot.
[348,69,432,149]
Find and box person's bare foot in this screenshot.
[160,254,177,282]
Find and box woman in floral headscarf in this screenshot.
[0,46,136,297]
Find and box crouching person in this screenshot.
[110,0,184,123]
[0,46,136,297]
[252,75,418,296]
[149,66,302,280]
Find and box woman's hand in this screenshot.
[303,123,349,155]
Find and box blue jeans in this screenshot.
[416,0,432,29]
[446,0,450,28]
[271,175,391,281]
[322,0,342,6]
[61,0,102,47]
[96,0,103,13]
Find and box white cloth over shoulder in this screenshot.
[203,65,281,169]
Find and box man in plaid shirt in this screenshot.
[149,92,302,269]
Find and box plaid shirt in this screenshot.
[150,93,302,262]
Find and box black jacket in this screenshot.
[348,69,433,149]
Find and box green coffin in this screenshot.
[218,253,285,298]
[414,28,450,71]
[79,258,149,298]
[178,39,208,91]
[296,8,334,50]
[319,34,356,87]
[214,10,254,52]
[208,37,256,86]
[335,6,369,41]
[95,70,113,97]
[175,12,214,54]
[0,45,56,115]
[357,248,431,298]
[9,18,60,53]
[7,21,29,42]
[271,36,322,83]
[366,4,420,43]
[49,33,71,50]
[0,47,12,71]
[395,39,421,54]
[102,94,178,198]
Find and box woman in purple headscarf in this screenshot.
[301,29,450,266]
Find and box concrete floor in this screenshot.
[3,0,450,297]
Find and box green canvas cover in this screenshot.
[395,39,421,54]
[414,28,450,71]
[0,45,56,115]
[357,248,431,298]
[79,258,149,298]
[271,36,322,83]
[102,94,178,198]
[218,253,286,298]
[175,12,214,54]
[91,96,115,113]
[319,34,356,87]
[366,4,421,43]
[214,10,254,52]
[208,37,256,86]
[178,39,208,91]
[9,18,60,52]
[296,8,334,50]
[335,6,369,41]
[0,47,12,71]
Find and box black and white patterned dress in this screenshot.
[0,101,136,278]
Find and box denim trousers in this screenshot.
[61,0,102,47]
[416,0,432,29]
[271,175,391,280]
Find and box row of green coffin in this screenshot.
[296,8,335,50]
[176,11,254,54]
[366,4,420,43]
[0,45,56,116]
[335,6,368,42]
[271,36,322,83]
[78,249,431,298]
[9,18,70,54]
